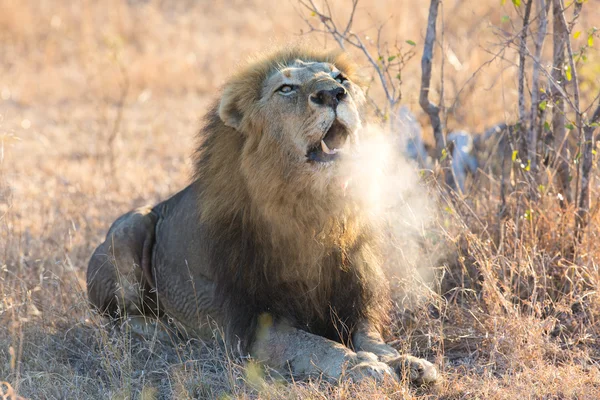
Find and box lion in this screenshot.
[86,47,438,385]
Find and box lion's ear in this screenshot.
[218,87,244,130]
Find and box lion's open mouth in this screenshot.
[306,120,350,163]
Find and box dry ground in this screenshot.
[1,0,600,399]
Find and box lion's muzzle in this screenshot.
[310,87,348,110]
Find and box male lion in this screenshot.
[87,48,438,385]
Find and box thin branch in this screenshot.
[575,99,600,241]
[298,0,414,118]
[517,0,533,160]
[567,0,583,31]
[448,46,508,117]
[528,0,549,172]
[419,0,444,157]
[342,0,359,37]
[554,0,582,209]
[352,34,395,105]
[551,0,572,205]
[439,1,446,140]
[521,44,577,111]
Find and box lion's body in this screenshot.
[87,48,438,384]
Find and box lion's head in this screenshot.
[196,48,370,237]
[219,51,364,161]
[220,48,364,186]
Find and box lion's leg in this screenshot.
[249,316,396,382]
[353,320,438,385]
[353,320,400,361]
[87,206,159,320]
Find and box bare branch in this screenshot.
[298,0,415,119]
[576,99,600,241]
[556,2,583,209]
[567,0,583,31]
[528,0,549,172]
[551,0,572,205]
[351,33,395,106]
[342,0,359,38]
[586,102,600,132]
[419,0,444,157]
[439,1,446,140]
[448,46,508,115]
[517,0,533,160]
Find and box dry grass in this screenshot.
[1,0,600,398]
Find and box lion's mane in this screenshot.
[192,48,389,350]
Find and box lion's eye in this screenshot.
[335,74,348,84]
[277,84,296,94]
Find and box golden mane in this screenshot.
[191,47,388,349]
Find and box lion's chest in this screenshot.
[266,257,366,342]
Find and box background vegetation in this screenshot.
[1,0,600,398]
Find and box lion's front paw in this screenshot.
[344,351,397,383]
[387,354,438,385]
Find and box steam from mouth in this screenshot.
[306,120,350,163]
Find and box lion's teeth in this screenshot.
[321,140,337,155]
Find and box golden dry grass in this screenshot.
[1,0,600,398]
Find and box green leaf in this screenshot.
[501,0,506,4]
[539,100,547,111]
[588,35,594,47]
[512,0,521,6]
[566,122,575,130]
[524,209,533,221]
[387,55,396,62]
[396,73,402,80]
[441,148,448,162]
[538,184,545,193]
[544,121,551,131]
[406,40,416,46]
[565,65,572,81]
[501,15,510,23]
[512,150,518,162]
[574,31,581,39]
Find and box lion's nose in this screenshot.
[310,87,347,109]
